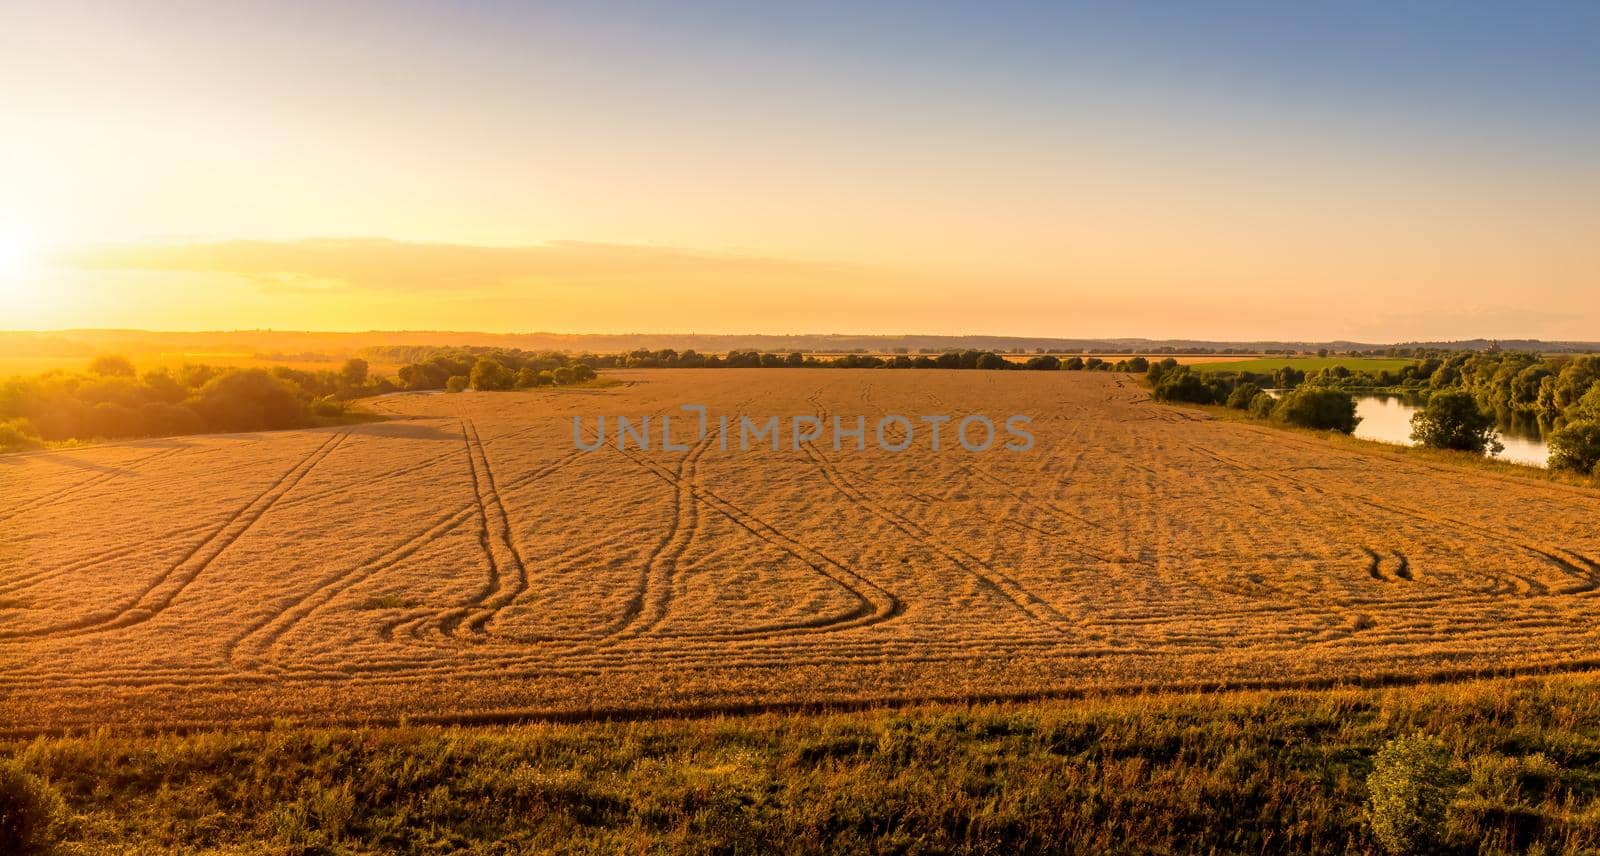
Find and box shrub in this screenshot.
[1410,391,1500,453]
[190,369,308,433]
[552,366,576,385]
[1366,735,1453,855]
[1024,355,1060,371]
[339,358,369,388]
[1064,356,1086,371]
[310,395,345,418]
[1548,421,1600,474]
[0,417,43,452]
[469,358,513,392]
[1152,369,1216,405]
[1272,387,1360,433]
[0,760,65,855]
[87,354,136,377]
[1226,382,1263,410]
[571,364,597,382]
[445,376,469,393]
[1247,391,1276,419]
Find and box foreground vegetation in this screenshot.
[6,676,1600,854]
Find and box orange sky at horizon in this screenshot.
[2,2,1596,342]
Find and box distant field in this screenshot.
[4,369,1600,732]
[1183,356,1413,373]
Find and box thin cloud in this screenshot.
[56,238,852,293]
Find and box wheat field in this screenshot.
[2,369,1598,733]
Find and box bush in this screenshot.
[1410,391,1499,453]
[310,395,345,418]
[0,760,65,855]
[1366,735,1453,855]
[1548,420,1600,474]
[445,376,469,393]
[1024,355,1060,371]
[1226,382,1263,410]
[1247,391,1276,419]
[1152,369,1216,405]
[1272,387,1360,433]
[552,366,576,385]
[87,354,135,377]
[469,358,513,392]
[1064,356,1086,371]
[190,369,309,433]
[0,418,43,452]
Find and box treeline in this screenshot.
[383,348,597,392]
[0,356,387,451]
[606,348,1152,372]
[1147,353,1600,475]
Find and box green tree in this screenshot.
[1247,391,1276,418]
[469,358,512,391]
[1548,421,1600,475]
[340,358,369,388]
[1226,382,1263,410]
[1409,391,1500,453]
[190,370,308,433]
[1271,387,1360,433]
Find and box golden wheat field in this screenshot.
[2,369,1599,733]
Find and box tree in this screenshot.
[88,354,136,377]
[189,369,308,433]
[445,375,469,393]
[1247,391,1276,418]
[340,358,369,388]
[469,358,512,391]
[1226,382,1263,410]
[1152,369,1216,405]
[1064,356,1086,371]
[1271,387,1360,433]
[1548,421,1600,475]
[1409,391,1500,453]
[1024,355,1060,371]
[552,366,576,385]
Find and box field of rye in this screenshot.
[3,369,1600,733]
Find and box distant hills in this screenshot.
[2,329,1597,362]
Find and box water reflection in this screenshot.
[1352,395,1550,468]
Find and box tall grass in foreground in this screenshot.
[6,676,1600,854]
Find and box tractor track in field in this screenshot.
[0,431,349,641]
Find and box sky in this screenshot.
[1,0,1596,341]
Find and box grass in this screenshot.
[8,676,1600,854]
[1189,401,1600,492]
[1183,356,1414,374]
